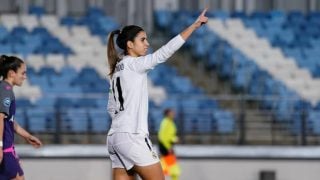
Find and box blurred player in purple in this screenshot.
[0,55,42,180]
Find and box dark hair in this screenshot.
[0,55,24,79]
[164,108,173,117]
[107,25,144,77]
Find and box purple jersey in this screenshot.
[0,81,15,149]
[0,81,23,178]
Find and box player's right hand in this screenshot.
[26,135,43,148]
[194,8,208,28]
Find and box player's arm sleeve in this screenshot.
[171,131,178,143]
[158,120,165,141]
[127,35,185,73]
[158,120,171,149]
[107,88,116,119]
[167,123,178,144]
[0,90,11,117]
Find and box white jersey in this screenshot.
[107,35,185,135]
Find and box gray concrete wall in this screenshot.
[21,158,320,180]
[23,159,111,180]
[16,145,320,180]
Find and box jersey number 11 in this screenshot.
[112,77,124,113]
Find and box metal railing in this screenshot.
[15,94,320,145]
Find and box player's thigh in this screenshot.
[133,162,164,180]
[113,168,135,180]
[1,153,24,180]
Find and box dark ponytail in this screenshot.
[0,55,24,80]
[107,30,121,77]
[107,25,144,77]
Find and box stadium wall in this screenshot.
[21,158,320,180]
[18,145,320,180]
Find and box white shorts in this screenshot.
[107,133,159,170]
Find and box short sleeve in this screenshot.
[0,87,12,116]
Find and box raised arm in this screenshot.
[127,8,209,73]
[180,8,208,40]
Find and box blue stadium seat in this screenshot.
[307,110,320,135]
[231,11,246,19]
[0,26,9,41]
[76,99,97,108]
[15,109,27,128]
[213,110,235,134]
[63,108,89,132]
[181,113,211,134]
[60,16,77,28]
[88,108,110,132]
[149,108,163,133]
[160,98,180,112]
[154,10,173,29]
[16,98,33,107]
[29,6,45,17]
[34,98,55,107]
[86,6,105,17]
[0,44,13,54]
[212,10,229,20]
[55,98,75,108]
[26,108,54,132]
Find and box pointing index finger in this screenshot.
[201,7,208,17]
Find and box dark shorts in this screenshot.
[159,141,170,156]
[0,152,24,179]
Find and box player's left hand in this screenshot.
[26,135,42,148]
[194,8,209,28]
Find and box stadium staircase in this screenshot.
[151,31,294,145]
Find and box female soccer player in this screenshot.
[106,8,208,180]
[0,55,42,180]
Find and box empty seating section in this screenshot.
[0,25,72,57]
[0,7,114,133]
[154,10,320,135]
[148,64,235,134]
[244,11,320,77]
